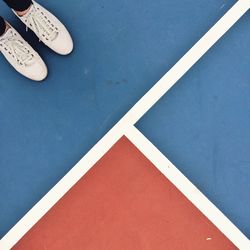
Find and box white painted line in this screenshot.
[0,124,126,250]
[124,126,250,250]
[120,0,250,125]
[1,0,250,249]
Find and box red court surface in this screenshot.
[14,137,236,250]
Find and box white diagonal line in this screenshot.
[120,0,250,124]
[1,0,250,249]
[125,125,250,250]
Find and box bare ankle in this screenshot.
[16,5,32,17]
[5,22,10,30]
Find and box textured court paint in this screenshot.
[136,8,250,237]
[0,0,249,240]
[3,1,249,246]
[13,137,236,250]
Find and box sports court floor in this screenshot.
[0,0,250,249]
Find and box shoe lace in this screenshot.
[0,30,34,66]
[25,6,58,42]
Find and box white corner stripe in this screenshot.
[125,126,250,250]
[1,0,250,249]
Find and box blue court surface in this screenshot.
[0,0,250,240]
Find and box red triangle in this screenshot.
[14,137,236,249]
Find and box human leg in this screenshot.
[0,16,6,36]
[3,0,32,11]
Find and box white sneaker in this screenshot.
[14,1,73,55]
[0,24,47,81]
